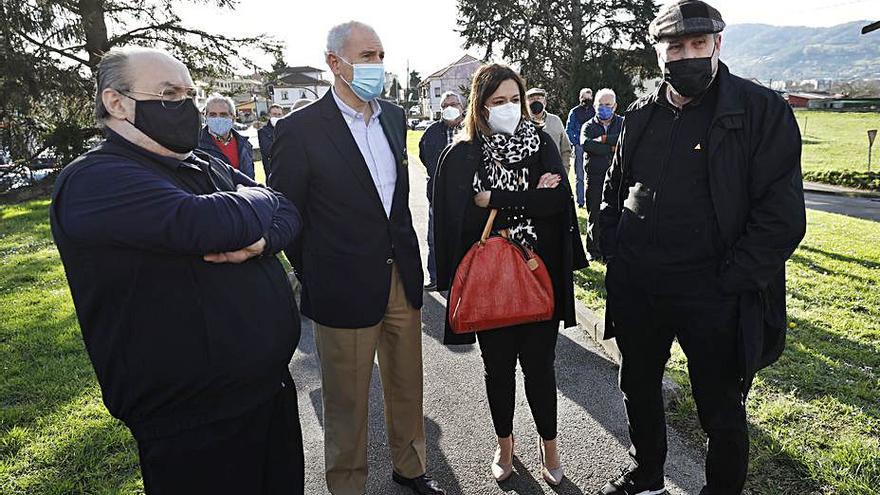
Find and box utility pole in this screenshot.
[868,129,877,172]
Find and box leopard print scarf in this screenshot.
[473,120,541,248]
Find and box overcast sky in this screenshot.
[176,0,876,80]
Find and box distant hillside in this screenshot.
[721,21,880,82]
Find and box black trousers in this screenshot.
[476,319,559,440]
[137,379,305,495]
[585,173,605,257]
[606,262,748,495]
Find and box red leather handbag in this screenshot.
[448,209,555,333]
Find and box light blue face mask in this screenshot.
[337,55,385,102]
[207,116,234,136]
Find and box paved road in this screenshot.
[804,191,880,222]
[289,158,707,494]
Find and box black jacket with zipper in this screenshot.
[433,130,588,345]
[598,62,806,393]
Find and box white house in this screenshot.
[270,66,331,108]
[418,54,482,119]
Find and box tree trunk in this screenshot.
[567,0,585,108]
[78,0,109,71]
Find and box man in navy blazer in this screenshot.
[269,21,444,495]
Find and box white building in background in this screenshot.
[269,66,331,108]
[418,54,481,119]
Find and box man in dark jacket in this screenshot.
[565,88,595,207]
[418,91,464,290]
[581,87,624,260]
[597,2,806,494]
[269,21,444,495]
[51,47,304,494]
[197,94,256,179]
[258,104,285,177]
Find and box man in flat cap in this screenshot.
[598,1,806,494]
[526,87,572,172]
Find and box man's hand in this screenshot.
[473,191,491,208]
[203,237,266,264]
[537,173,562,189]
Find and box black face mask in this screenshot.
[581,98,592,107]
[529,100,545,115]
[663,45,717,98]
[123,96,201,153]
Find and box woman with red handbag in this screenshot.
[432,64,588,486]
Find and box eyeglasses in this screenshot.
[120,87,198,109]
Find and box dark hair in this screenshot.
[461,64,528,142]
[268,104,284,112]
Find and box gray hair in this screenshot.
[326,21,378,55]
[594,88,616,107]
[579,87,593,99]
[205,94,236,115]
[95,47,135,125]
[439,91,463,105]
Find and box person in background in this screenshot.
[526,87,571,173]
[580,88,623,261]
[418,90,464,291]
[433,63,587,487]
[198,94,256,179]
[565,88,595,208]
[50,46,304,494]
[258,104,285,177]
[598,1,805,494]
[268,21,445,495]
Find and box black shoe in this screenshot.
[392,472,446,495]
[424,281,438,291]
[599,467,666,495]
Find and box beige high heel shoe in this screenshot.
[491,435,515,482]
[539,438,564,486]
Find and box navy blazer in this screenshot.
[269,91,424,328]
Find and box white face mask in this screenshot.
[441,106,461,122]
[269,117,280,126]
[486,102,521,135]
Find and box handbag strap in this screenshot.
[480,209,509,243]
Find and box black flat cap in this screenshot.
[649,0,726,42]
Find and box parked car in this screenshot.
[415,119,435,131]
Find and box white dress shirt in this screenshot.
[331,89,397,217]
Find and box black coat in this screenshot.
[269,91,424,328]
[599,63,807,392]
[418,120,453,203]
[433,130,588,345]
[257,122,275,176]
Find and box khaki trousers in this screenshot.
[314,265,427,495]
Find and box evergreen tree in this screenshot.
[0,0,279,171]
[456,0,660,113]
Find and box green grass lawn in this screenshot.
[795,110,880,176]
[573,206,880,494]
[0,201,143,494]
